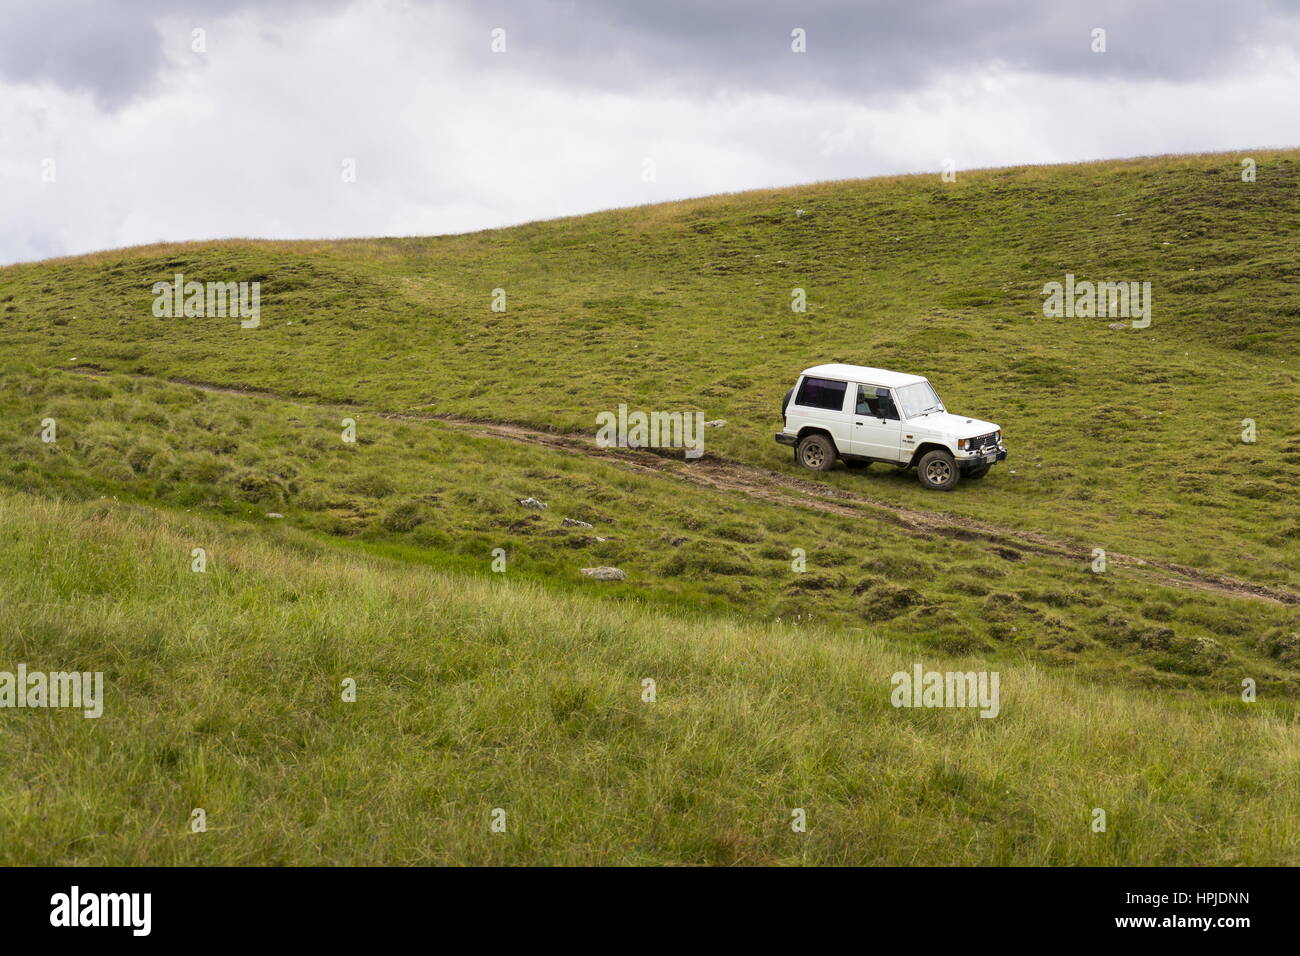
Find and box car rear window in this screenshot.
[795,377,847,411]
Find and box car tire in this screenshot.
[964,463,991,480]
[796,433,836,471]
[917,449,960,490]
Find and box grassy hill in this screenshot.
[2,150,1297,591]
[0,149,1297,864]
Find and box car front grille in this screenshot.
[969,432,999,453]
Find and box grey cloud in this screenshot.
[3,0,1299,109]
[0,0,165,108]
[0,0,344,108]
[466,0,1300,96]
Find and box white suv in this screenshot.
[776,363,1007,490]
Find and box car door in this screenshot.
[791,376,853,452]
[849,383,904,461]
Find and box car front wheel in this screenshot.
[917,450,960,490]
[796,434,836,471]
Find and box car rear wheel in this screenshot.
[796,434,836,471]
[917,450,960,490]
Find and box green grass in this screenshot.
[0,149,1297,864]
[0,490,1296,865]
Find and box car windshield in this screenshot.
[895,381,945,419]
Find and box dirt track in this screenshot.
[60,366,1300,607]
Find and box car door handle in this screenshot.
[855,421,864,426]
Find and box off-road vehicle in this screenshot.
[776,363,1007,490]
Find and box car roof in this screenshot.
[800,363,928,388]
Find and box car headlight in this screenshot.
[958,438,969,450]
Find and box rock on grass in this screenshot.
[580,566,626,581]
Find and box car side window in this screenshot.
[796,377,848,412]
[856,385,899,420]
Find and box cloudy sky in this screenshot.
[1,0,1297,265]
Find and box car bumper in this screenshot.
[961,447,1007,465]
[775,432,797,447]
